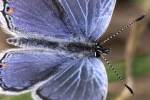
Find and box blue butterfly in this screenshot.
[0,0,116,100]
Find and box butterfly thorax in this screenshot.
[7,36,111,57]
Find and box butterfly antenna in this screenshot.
[101,54,134,95]
[101,14,146,45]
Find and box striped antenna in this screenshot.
[101,14,146,45]
[101,54,134,95]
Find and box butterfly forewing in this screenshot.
[0,0,116,41]
[59,0,116,40]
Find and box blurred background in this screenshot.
[0,0,150,100]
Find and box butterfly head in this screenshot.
[95,43,111,57]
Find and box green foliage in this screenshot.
[106,60,126,82]
[0,93,32,100]
[128,0,144,5]
[107,54,150,82]
[133,54,150,78]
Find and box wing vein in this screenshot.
[81,80,87,99]
[76,0,86,18]
[53,66,80,93]
[52,61,75,81]
[70,60,84,99]
[85,0,90,35]
[61,75,79,98]
[90,0,112,34]
[64,0,78,25]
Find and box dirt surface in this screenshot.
[100,2,150,60]
[108,76,150,100]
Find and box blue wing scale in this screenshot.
[0,0,116,40]
[34,57,108,100]
[0,49,73,93]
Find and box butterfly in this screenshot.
[0,0,116,100]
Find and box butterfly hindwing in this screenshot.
[34,57,108,100]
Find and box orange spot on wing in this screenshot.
[6,7,15,15]
[0,63,7,68]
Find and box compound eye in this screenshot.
[95,51,101,57]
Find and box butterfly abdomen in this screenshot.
[7,37,59,49]
[7,37,95,55]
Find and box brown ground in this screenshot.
[108,76,150,100]
[107,2,150,100]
